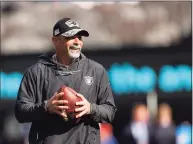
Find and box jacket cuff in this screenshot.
[90,103,97,115]
[43,100,48,112]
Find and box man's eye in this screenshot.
[66,37,73,40]
[65,36,82,40]
[78,36,82,40]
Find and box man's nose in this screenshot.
[74,37,79,42]
[73,37,80,45]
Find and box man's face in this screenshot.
[133,106,149,123]
[53,35,83,59]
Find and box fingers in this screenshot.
[56,105,69,110]
[52,92,64,100]
[54,110,67,118]
[53,100,68,105]
[50,92,57,100]
[61,110,68,118]
[76,93,85,100]
[75,106,85,112]
[76,110,87,118]
[76,101,85,106]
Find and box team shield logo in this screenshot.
[84,76,93,85]
[65,20,79,27]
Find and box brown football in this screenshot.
[58,86,82,122]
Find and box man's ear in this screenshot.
[52,36,57,43]
[52,36,58,44]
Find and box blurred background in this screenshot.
[0,1,192,144]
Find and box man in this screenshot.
[15,17,117,144]
[121,103,155,144]
[154,103,176,144]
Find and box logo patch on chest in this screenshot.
[84,76,93,85]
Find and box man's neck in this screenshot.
[55,53,73,66]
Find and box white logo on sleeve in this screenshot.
[84,76,93,85]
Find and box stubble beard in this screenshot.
[68,45,81,59]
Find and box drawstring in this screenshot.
[53,55,81,76]
[57,60,81,88]
[52,54,81,76]
[51,54,82,88]
[57,69,81,76]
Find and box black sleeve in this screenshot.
[89,68,117,123]
[14,68,48,123]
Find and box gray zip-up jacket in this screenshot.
[15,53,117,144]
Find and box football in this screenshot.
[58,85,82,122]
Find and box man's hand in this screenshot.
[47,92,69,119]
[75,93,91,118]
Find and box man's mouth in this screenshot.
[69,46,80,53]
